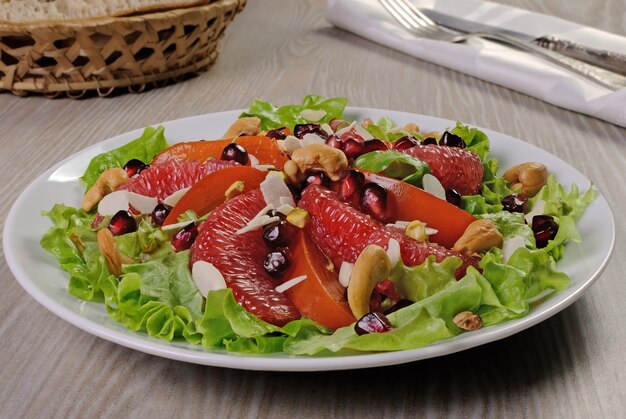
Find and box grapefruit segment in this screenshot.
[284,230,356,330]
[163,166,267,225]
[118,159,238,201]
[190,189,300,326]
[400,144,483,196]
[298,185,477,279]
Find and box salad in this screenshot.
[40,95,597,355]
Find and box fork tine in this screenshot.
[395,0,437,27]
[379,0,444,39]
[379,0,414,31]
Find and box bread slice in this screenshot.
[0,0,216,23]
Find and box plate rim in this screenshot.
[2,106,616,371]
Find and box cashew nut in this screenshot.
[453,311,483,331]
[290,143,348,181]
[402,122,419,134]
[82,168,129,212]
[282,160,301,183]
[347,244,392,319]
[97,228,123,276]
[503,162,548,197]
[453,219,503,255]
[221,117,262,139]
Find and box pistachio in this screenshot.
[81,168,129,212]
[347,245,392,319]
[224,180,245,200]
[503,162,548,197]
[453,219,503,255]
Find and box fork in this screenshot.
[378,0,626,90]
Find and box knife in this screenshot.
[420,9,626,77]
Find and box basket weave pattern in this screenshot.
[0,0,245,97]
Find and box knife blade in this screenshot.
[420,9,626,76]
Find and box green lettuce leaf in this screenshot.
[353,150,431,186]
[365,117,413,142]
[389,256,460,301]
[451,122,490,161]
[80,126,169,190]
[240,95,348,130]
[531,175,597,221]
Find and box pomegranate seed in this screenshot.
[302,171,330,188]
[263,220,293,248]
[151,203,172,226]
[532,215,559,248]
[439,131,466,148]
[171,222,199,251]
[108,210,137,236]
[123,159,149,177]
[266,128,287,140]
[392,135,421,150]
[294,123,327,139]
[360,182,388,221]
[221,143,248,165]
[354,312,394,335]
[384,299,413,315]
[325,134,343,150]
[362,139,388,154]
[263,248,291,278]
[421,137,438,145]
[375,279,401,300]
[343,138,365,159]
[501,194,528,213]
[339,170,365,202]
[446,189,462,207]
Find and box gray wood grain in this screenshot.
[1,0,625,417]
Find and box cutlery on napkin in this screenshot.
[325,0,626,128]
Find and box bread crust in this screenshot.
[0,0,217,24]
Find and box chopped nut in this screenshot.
[97,228,123,276]
[286,208,310,228]
[69,232,85,253]
[347,245,392,319]
[290,143,348,181]
[453,219,503,255]
[405,220,428,242]
[283,160,301,183]
[82,168,129,212]
[453,311,483,331]
[503,162,548,197]
[402,122,420,134]
[325,258,335,272]
[224,180,245,200]
[221,117,262,139]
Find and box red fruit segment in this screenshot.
[401,144,483,195]
[119,159,239,201]
[284,230,356,330]
[190,189,300,326]
[360,171,476,248]
[163,166,266,226]
[298,186,477,279]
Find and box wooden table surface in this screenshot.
[1,0,624,417]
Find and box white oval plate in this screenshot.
[3,107,615,371]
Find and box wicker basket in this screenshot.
[0,0,246,98]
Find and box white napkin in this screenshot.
[325,0,626,128]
